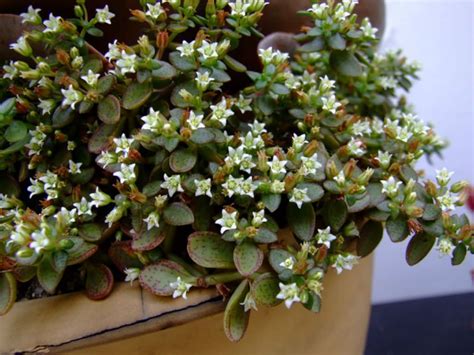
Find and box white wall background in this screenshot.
[371,0,474,304]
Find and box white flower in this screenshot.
[2,61,19,80]
[210,98,233,126]
[381,176,402,198]
[38,99,56,115]
[195,178,212,198]
[240,177,258,198]
[379,76,397,90]
[9,36,32,57]
[56,207,77,226]
[96,5,115,24]
[124,267,141,285]
[188,111,205,130]
[68,160,82,175]
[105,40,121,60]
[105,204,126,226]
[61,85,83,110]
[308,3,328,17]
[319,75,335,92]
[97,151,118,168]
[321,94,341,114]
[71,55,84,69]
[225,146,244,167]
[276,282,301,309]
[375,151,392,169]
[268,156,287,175]
[169,277,192,299]
[301,154,322,176]
[229,0,250,16]
[20,6,41,25]
[332,254,360,274]
[116,51,137,75]
[240,292,258,312]
[351,120,372,136]
[195,71,214,91]
[145,3,165,19]
[39,171,59,190]
[161,174,184,197]
[333,171,346,187]
[347,138,366,157]
[81,69,100,87]
[270,180,285,194]
[395,126,413,143]
[251,210,267,227]
[436,168,454,187]
[113,163,137,185]
[316,227,337,248]
[113,134,135,157]
[30,229,51,254]
[334,5,350,22]
[144,211,160,230]
[27,178,44,198]
[43,14,61,33]
[289,187,311,208]
[258,47,289,66]
[197,41,219,62]
[240,153,256,174]
[67,141,76,151]
[177,40,195,57]
[141,108,163,133]
[222,176,243,197]
[90,187,112,208]
[436,191,457,212]
[248,120,267,136]
[234,95,252,113]
[73,197,93,216]
[361,19,378,39]
[240,131,264,150]
[292,134,308,151]
[215,209,238,233]
[342,0,358,11]
[279,257,295,270]
[436,238,455,258]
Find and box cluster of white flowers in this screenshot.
[25,126,47,156]
[331,254,360,274]
[222,176,258,198]
[258,47,289,66]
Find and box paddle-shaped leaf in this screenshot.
[131,226,166,251]
[187,232,235,269]
[123,81,152,110]
[233,241,263,276]
[85,263,114,300]
[251,273,281,307]
[163,202,194,226]
[386,216,409,243]
[98,95,121,124]
[324,199,347,231]
[37,254,65,294]
[223,279,250,342]
[406,232,435,266]
[108,241,143,270]
[357,220,383,257]
[0,272,16,315]
[287,203,315,241]
[139,260,191,296]
[169,149,197,173]
[330,50,363,77]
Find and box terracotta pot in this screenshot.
[0,228,373,354]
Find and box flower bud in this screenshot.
[450,180,468,194]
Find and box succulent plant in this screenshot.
[0,0,472,341]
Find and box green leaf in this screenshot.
[152,61,177,80]
[78,223,103,242]
[0,272,16,315]
[211,68,231,83]
[97,95,121,124]
[270,83,290,96]
[97,75,116,95]
[12,265,36,283]
[261,194,281,213]
[287,203,315,241]
[254,228,278,244]
[324,199,348,231]
[0,97,15,115]
[328,33,346,50]
[86,27,103,37]
[298,37,324,52]
[80,58,103,75]
[422,204,441,221]
[190,128,215,144]
[163,202,195,226]
[187,231,235,269]
[88,123,117,154]
[171,81,199,108]
[85,263,114,300]
[400,165,418,183]
[108,241,143,271]
[169,148,197,173]
[297,183,324,203]
[256,96,274,116]
[66,237,98,266]
[268,249,293,274]
[330,51,363,77]
[406,232,435,266]
[303,292,321,313]
[131,226,166,251]
[4,120,27,143]
[347,194,371,213]
[357,220,383,257]
[52,106,76,128]
[192,196,213,231]
[451,243,467,266]
[251,273,281,307]
[123,81,153,110]
[37,254,64,294]
[169,51,198,71]
[223,55,247,72]
[367,183,385,207]
[139,260,192,296]
[223,279,250,342]
[233,241,263,276]
[386,216,409,242]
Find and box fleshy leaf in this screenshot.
[254,228,278,244]
[187,231,235,269]
[169,51,197,71]
[152,61,177,80]
[37,254,65,294]
[357,220,383,257]
[297,183,324,203]
[131,226,166,251]
[139,260,191,296]
[406,232,435,266]
[66,237,98,266]
[52,106,76,128]
[386,216,409,242]
[163,202,195,226]
[303,292,321,313]
[324,199,348,231]
[85,263,114,300]
[287,203,315,241]
[251,273,281,307]
[268,249,293,274]
[0,272,16,315]
[422,204,441,221]
[223,279,250,342]
[261,194,281,213]
[108,241,143,270]
[123,81,153,110]
[78,223,103,242]
[330,50,363,77]
[4,120,27,143]
[98,95,121,124]
[233,241,263,276]
[169,148,197,173]
[88,123,117,154]
[451,243,467,266]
